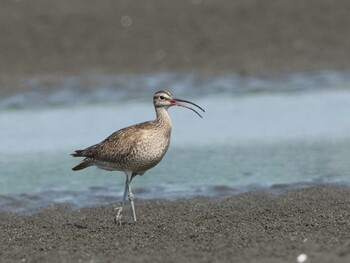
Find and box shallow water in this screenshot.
[1,72,350,212]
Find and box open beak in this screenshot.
[170,98,205,118]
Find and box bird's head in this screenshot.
[153,90,205,118]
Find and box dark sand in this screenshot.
[1,185,350,262]
[1,1,350,262]
[1,0,350,96]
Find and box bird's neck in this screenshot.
[155,106,172,132]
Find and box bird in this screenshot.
[71,90,205,224]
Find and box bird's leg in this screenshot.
[115,176,129,225]
[129,173,137,222]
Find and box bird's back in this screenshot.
[72,119,171,174]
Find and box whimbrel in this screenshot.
[71,90,204,224]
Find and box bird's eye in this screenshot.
[159,96,165,100]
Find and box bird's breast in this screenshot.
[129,130,171,172]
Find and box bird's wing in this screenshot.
[81,121,156,163]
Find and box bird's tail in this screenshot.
[71,150,93,171]
[72,160,92,171]
[71,150,84,157]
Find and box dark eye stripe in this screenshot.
[154,95,168,100]
[155,90,172,97]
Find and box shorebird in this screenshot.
[71,90,204,224]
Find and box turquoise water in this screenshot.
[1,73,350,211]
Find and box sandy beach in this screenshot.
[1,1,350,262]
[1,185,349,262]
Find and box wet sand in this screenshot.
[1,185,349,262]
[1,1,350,262]
[1,0,350,96]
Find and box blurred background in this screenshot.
[2,0,350,96]
[1,0,350,211]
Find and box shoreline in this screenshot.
[1,1,350,261]
[1,180,349,215]
[1,184,349,262]
[1,70,350,101]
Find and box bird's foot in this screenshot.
[113,203,120,210]
[115,206,123,225]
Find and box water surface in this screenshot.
[1,73,350,212]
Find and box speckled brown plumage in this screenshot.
[72,107,172,174]
[71,90,204,223]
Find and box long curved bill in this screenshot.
[170,98,205,118]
